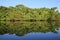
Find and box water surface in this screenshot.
[0,21,60,40]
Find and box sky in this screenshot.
[0,0,60,11]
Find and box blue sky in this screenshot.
[0,0,60,11]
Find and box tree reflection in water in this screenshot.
[0,21,60,36]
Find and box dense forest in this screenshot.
[0,4,60,21]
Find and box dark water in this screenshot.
[0,21,60,40]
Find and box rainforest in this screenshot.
[0,4,60,21]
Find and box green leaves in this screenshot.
[0,4,59,20]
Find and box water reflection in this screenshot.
[0,21,60,36]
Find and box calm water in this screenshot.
[0,21,60,40]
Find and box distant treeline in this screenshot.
[0,4,60,21]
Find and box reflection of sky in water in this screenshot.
[0,29,60,40]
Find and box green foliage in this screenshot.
[0,4,59,20]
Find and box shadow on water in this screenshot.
[0,21,60,36]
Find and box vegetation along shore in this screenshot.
[0,4,60,21]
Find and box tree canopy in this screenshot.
[0,4,59,21]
